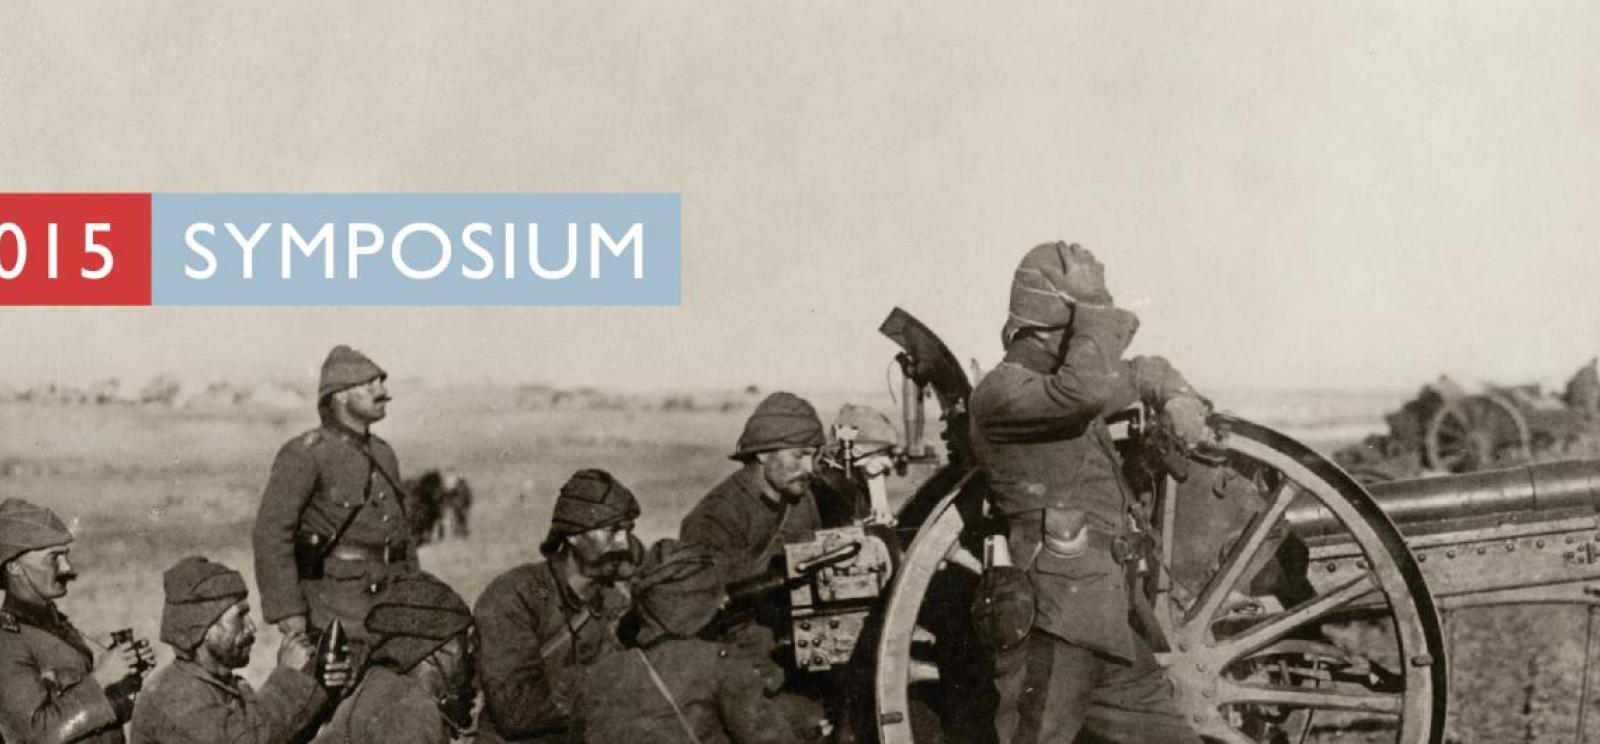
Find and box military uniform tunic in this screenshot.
[309,666,449,744]
[474,560,630,744]
[128,660,325,744]
[580,642,798,744]
[679,465,822,584]
[969,313,1199,744]
[252,422,417,632]
[0,596,128,744]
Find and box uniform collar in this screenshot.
[173,657,246,699]
[322,420,373,446]
[1,592,67,631]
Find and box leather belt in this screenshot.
[327,543,408,565]
[1084,527,1150,566]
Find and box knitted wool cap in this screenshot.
[318,345,387,401]
[365,573,473,672]
[0,498,73,566]
[731,392,825,460]
[1000,241,1110,349]
[551,469,641,535]
[833,404,901,456]
[633,540,726,645]
[160,557,249,651]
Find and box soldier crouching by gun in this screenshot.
[969,241,1216,744]
[0,498,155,743]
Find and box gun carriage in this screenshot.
[752,309,1600,744]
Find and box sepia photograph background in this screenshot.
[4,3,1600,741]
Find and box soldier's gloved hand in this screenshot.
[132,637,156,676]
[278,631,316,674]
[1162,394,1217,452]
[1070,306,1140,361]
[92,641,144,688]
[1055,242,1115,308]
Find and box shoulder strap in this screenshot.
[637,648,704,744]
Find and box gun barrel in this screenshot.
[1286,460,1600,537]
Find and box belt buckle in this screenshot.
[1109,535,1131,564]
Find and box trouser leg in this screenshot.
[995,632,1097,744]
[1080,636,1201,744]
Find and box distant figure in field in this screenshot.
[579,540,798,744]
[404,470,475,545]
[0,498,154,743]
[130,556,343,744]
[474,469,642,744]
[252,345,419,656]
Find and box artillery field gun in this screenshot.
[748,309,1600,744]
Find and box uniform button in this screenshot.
[381,514,391,523]
[342,501,352,508]
[376,493,386,501]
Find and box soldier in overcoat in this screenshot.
[969,241,1213,744]
[579,540,797,744]
[0,498,153,744]
[474,469,640,744]
[129,557,331,744]
[252,345,418,648]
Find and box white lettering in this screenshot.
[184,224,218,279]
[590,223,645,279]
[461,222,494,280]
[503,223,517,279]
[47,223,58,279]
[530,223,576,280]
[392,223,451,280]
[0,223,24,279]
[225,223,272,280]
[82,223,113,280]
[346,223,385,279]
[282,223,335,279]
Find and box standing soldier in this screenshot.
[579,540,797,744]
[969,241,1213,744]
[313,573,476,744]
[130,557,335,744]
[0,497,154,743]
[252,345,418,651]
[474,469,641,744]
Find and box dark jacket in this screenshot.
[580,642,798,744]
[128,660,325,744]
[252,422,417,627]
[0,595,128,744]
[474,560,630,744]
[679,465,822,584]
[310,666,448,744]
[969,310,1191,662]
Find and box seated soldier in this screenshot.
[579,540,797,744]
[814,403,903,526]
[313,573,476,744]
[131,556,339,744]
[475,469,641,744]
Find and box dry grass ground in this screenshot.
[1,384,1594,743]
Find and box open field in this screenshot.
[1,383,1595,743]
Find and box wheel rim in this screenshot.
[873,415,1447,744]
[1424,396,1531,473]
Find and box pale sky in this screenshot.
[2,2,1598,395]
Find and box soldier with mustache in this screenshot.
[474,469,642,744]
[678,392,832,741]
[129,557,341,744]
[0,498,154,743]
[252,345,419,659]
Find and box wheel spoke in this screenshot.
[942,544,981,574]
[1221,679,1404,715]
[1186,480,1300,630]
[908,660,940,684]
[1216,573,1378,662]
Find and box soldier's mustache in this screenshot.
[56,570,78,585]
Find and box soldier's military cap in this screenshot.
[634,539,726,645]
[833,403,901,456]
[0,497,73,566]
[551,469,640,535]
[160,556,249,651]
[366,572,472,671]
[318,345,386,401]
[1002,240,1108,348]
[731,392,825,460]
